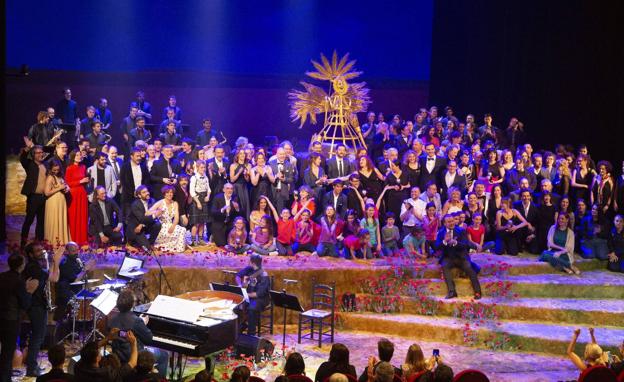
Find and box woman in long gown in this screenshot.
[250,152,275,208]
[44,159,71,246]
[65,150,89,245]
[537,192,557,253]
[384,161,409,225]
[151,185,187,253]
[571,154,594,205]
[230,150,252,219]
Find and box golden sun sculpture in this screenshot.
[288,51,371,156]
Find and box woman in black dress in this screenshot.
[537,192,557,252]
[553,159,571,197]
[495,197,528,255]
[480,149,505,192]
[384,161,410,226]
[303,152,328,206]
[401,150,421,190]
[571,154,594,205]
[229,150,252,219]
[250,152,275,208]
[591,160,615,217]
[485,184,503,240]
[357,155,385,202]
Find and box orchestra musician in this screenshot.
[235,253,271,336]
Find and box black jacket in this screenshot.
[120,161,150,203]
[126,198,157,234]
[19,148,45,196]
[0,270,32,321]
[89,198,122,236]
[322,191,348,218]
[150,157,182,199]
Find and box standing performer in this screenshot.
[235,254,270,336]
[434,214,481,300]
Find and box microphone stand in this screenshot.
[144,246,172,295]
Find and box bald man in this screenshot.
[54,242,96,323]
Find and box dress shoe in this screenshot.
[474,293,482,300]
[445,292,458,299]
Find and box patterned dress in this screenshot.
[155,201,187,252]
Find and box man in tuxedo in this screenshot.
[120,148,150,220]
[150,144,181,200]
[89,186,123,246]
[87,152,117,202]
[211,183,240,247]
[434,214,481,300]
[326,144,354,182]
[19,139,47,246]
[418,142,446,190]
[439,160,467,200]
[208,145,230,202]
[322,180,348,219]
[126,186,162,249]
[513,189,540,254]
[45,141,70,176]
[269,147,296,213]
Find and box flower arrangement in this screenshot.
[484,281,517,299]
[480,261,512,278]
[453,301,499,327]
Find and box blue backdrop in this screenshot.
[7,0,432,80]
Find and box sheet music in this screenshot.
[241,288,249,303]
[147,295,205,323]
[90,289,119,315]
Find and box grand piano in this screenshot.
[133,290,244,380]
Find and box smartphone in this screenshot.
[432,349,440,357]
[119,330,128,338]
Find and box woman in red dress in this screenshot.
[65,150,90,245]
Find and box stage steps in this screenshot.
[337,312,624,356]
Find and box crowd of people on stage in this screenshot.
[19,88,624,278]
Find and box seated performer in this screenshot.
[126,185,162,250]
[235,253,270,336]
[434,213,482,300]
[88,186,123,246]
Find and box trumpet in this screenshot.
[103,133,112,144]
[42,250,56,312]
[46,129,66,146]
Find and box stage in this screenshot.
[5,213,624,381]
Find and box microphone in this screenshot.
[76,257,84,268]
[141,245,153,254]
[283,278,298,284]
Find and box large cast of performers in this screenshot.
[3,89,624,380]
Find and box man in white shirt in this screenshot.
[87,152,117,202]
[419,182,442,213]
[400,187,427,236]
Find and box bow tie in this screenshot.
[427,158,435,161]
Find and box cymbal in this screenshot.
[70,278,101,286]
[95,279,127,290]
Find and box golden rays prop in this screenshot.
[288,51,371,156]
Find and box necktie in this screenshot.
[338,160,343,177]
[167,160,172,177]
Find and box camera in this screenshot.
[119,330,128,338]
[432,349,440,357]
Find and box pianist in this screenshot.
[107,290,170,377]
[235,253,271,336]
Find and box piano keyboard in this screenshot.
[153,335,198,350]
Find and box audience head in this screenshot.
[283,352,306,376]
[47,343,66,369]
[328,343,351,367]
[377,338,395,362]
[80,341,101,366]
[374,362,394,382]
[432,364,454,382]
[230,365,250,382]
[135,185,150,200]
[136,350,156,374]
[329,373,348,382]
[116,289,135,313]
[7,254,26,272]
[194,370,213,382]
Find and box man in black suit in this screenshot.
[344,174,365,218]
[208,145,230,203]
[322,180,348,219]
[126,186,162,250]
[0,254,39,382]
[120,148,150,220]
[439,160,467,201]
[19,139,48,247]
[434,214,481,300]
[89,186,123,246]
[150,144,181,200]
[268,148,295,213]
[377,148,400,177]
[394,123,413,157]
[326,144,354,182]
[513,189,540,254]
[418,142,446,190]
[211,183,240,247]
[120,106,138,155]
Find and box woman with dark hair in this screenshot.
[250,152,275,209]
[44,159,71,246]
[422,126,440,148]
[314,343,357,382]
[231,365,251,382]
[536,192,557,252]
[480,149,505,192]
[607,215,624,273]
[579,204,610,260]
[275,352,308,382]
[384,161,409,225]
[249,215,277,256]
[401,150,421,190]
[591,160,615,216]
[250,196,273,231]
[304,152,328,206]
[65,150,90,245]
[571,154,594,205]
[540,213,579,274]
[485,184,503,240]
[555,196,576,231]
[495,197,528,256]
[230,150,252,219]
[357,155,385,202]
[150,185,187,252]
[292,185,316,221]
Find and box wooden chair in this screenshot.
[298,278,336,347]
[452,369,490,382]
[578,365,617,382]
[258,276,274,335]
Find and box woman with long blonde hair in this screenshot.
[402,344,431,380]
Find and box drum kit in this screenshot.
[61,267,149,344]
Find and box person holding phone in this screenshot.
[74,329,138,381]
[107,290,169,377]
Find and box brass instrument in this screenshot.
[103,133,112,145]
[46,129,66,146]
[42,250,56,311]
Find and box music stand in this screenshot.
[270,290,304,356]
[210,282,248,302]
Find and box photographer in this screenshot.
[74,329,137,382]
